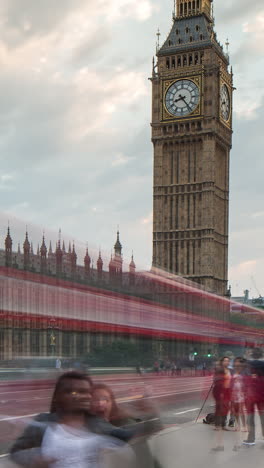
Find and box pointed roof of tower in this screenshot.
[130,252,136,269]
[48,241,53,255]
[157,0,226,62]
[62,240,66,254]
[18,243,21,255]
[23,231,30,252]
[40,235,47,256]
[84,247,91,265]
[68,242,72,254]
[97,250,103,268]
[30,242,34,255]
[114,230,122,256]
[5,227,12,249]
[56,239,62,254]
[71,242,77,261]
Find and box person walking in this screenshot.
[243,348,264,446]
[10,372,132,468]
[212,357,232,451]
[230,357,247,450]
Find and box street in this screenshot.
[0,374,213,456]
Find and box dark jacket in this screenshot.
[245,360,264,403]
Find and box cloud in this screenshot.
[216,0,263,24]
[251,211,264,219]
[232,11,264,67]
[229,259,257,277]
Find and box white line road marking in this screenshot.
[0,389,50,396]
[0,413,38,422]
[173,408,200,415]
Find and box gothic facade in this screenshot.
[1,228,135,288]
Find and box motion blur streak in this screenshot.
[0,266,263,466]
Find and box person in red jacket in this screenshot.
[243,348,264,446]
[212,356,232,451]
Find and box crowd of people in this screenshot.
[212,349,264,451]
[10,371,162,468]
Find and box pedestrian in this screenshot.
[243,348,264,446]
[171,361,177,377]
[10,371,131,468]
[153,360,159,375]
[212,356,232,451]
[230,357,247,450]
[91,383,162,468]
[55,358,61,370]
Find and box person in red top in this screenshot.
[243,348,264,446]
[212,356,232,451]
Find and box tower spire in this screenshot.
[114,230,122,257]
[5,226,12,267]
[156,28,161,52]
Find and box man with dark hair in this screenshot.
[10,371,136,467]
[243,348,264,446]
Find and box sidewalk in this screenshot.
[1,418,263,468]
[149,418,264,468]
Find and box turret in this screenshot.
[71,242,77,276]
[23,231,30,270]
[84,247,91,279]
[48,241,53,258]
[129,253,136,287]
[111,231,123,285]
[114,230,122,257]
[97,251,103,280]
[40,235,47,274]
[5,227,12,267]
[56,240,63,276]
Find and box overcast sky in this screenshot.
[0,0,263,297]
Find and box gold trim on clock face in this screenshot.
[165,79,200,118]
[220,83,231,122]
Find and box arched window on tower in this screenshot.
[183,55,187,66]
[184,2,187,14]
[189,54,193,65]
[180,3,183,15]
[193,0,196,10]
[188,2,191,14]
[190,36,193,42]
[172,57,175,68]
[166,58,170,69]
[197,0,200,11]
[177,56,181,66]
[194,53,199,64]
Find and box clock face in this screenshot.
[220,84,230,121]
[165,79,200,118]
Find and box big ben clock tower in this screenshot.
[151,0,233,296]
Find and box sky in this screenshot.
[0,0,263,296]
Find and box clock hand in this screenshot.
[181,96,192,112]
[174,94,186,103]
